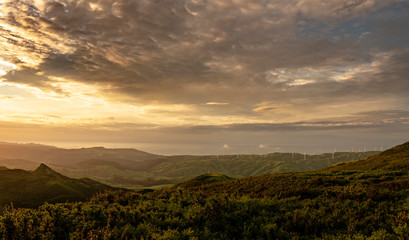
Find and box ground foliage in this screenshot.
[1,169,409,239]
[1,142,409,239]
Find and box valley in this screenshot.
[0,142,379,190]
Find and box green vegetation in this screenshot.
[175,173,233,188]
[1,169,409,239]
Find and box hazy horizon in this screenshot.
[1,139,398,156]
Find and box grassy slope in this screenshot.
[176,173,234,188]
[151,152,379,177]
[326,141,409,171]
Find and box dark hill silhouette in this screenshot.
[34,163,70,179]
[0,164,119,209]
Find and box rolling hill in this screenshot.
[0,163,118,209]
[50,151,378,189]
[175,172,233,188]
[0,142,380,190]
[326,141,409,171]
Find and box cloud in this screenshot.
[253,106,276,112]
[2,0,406,106]
[0,95,16,100]
[0,0,408,154]
[206,102,230,105]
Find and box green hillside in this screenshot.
[150,151,378,177]
[176,173,233,188]
[327,141,409,171]
[0,164,118,209]
[1,141,409,239]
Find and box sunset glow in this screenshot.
[0,0,408,154]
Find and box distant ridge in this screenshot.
[326,141,409,171]
[0,142,161,166]
[0,158,38,170]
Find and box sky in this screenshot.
[0,0,408,155]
